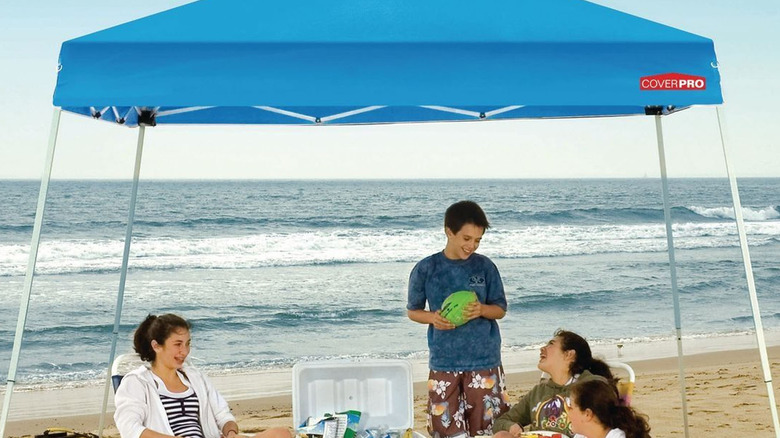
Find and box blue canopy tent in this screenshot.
[2,0,776,437]
[53,0,722,124]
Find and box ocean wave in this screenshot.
[493,206,703,225]
[492,205,780,225]
[511,285,667,311]
[4,205,776,239]
[2,221,780,276]
[688,205,780,221]
[731,313,780,323]
[0,223,34,233]
[17,322,123,335]
[261,308,400,328]
[33,215,429,233]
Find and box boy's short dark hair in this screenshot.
[444,200,490,234]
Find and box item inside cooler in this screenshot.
[292,360,415,434]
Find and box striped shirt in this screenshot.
[154,372,205,438]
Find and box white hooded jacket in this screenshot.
[114,364,236,438]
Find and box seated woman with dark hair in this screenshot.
[114,313,291,438]
[568,378,651,438]
[493,330,615,438]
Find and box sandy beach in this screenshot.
[3,341,780,438]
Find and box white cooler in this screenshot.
[292,360,424,437]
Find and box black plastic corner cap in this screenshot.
[644,105,664,116]
[138,110,157,127]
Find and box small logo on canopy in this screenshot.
[640,73,706,90]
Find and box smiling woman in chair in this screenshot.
[114,314,291,438]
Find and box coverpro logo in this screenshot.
[640,73,706,90]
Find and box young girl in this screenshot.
[567,379,651,438]
[114,313,291,438]
[493,330,614,437]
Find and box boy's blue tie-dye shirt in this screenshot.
[407,251,507,371]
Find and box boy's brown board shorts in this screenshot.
[427,366,511,438]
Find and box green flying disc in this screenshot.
[440,290,477,327]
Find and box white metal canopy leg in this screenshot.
[654,114,691,438]
[98,126,147,438]
[716,106,780,437]
[0,108,62,438]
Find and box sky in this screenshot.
[0,1,778,180]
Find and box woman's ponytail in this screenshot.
[555,329,615,381]
[587,358,615,381]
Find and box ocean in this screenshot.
[1,178,779,387]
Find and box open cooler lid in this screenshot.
[292,360,414,430]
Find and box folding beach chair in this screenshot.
[539,361,636,406]
[606,361,636,406]
[111,353,199,391]
[111,353,144,391]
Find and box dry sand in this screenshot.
[5,346,780,438]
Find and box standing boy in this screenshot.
[407,200,509,438]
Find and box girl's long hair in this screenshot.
[570,379,651,438]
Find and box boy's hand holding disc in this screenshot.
[432,311,456,330]
[439,291,479,327]
[463,300,483,322]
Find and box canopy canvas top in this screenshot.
[53,0,722,126]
